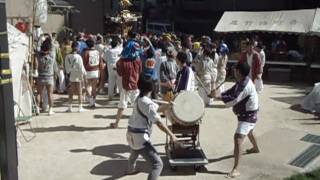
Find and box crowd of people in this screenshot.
[33,32,229,114]
[33,31,267,114]
[33,30,266,179]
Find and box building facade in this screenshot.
[6,0,73,34]
[143,0,320,35]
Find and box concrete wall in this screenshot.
[42,14,65,34]
[6,0,65,34]
[69,0,112,33]
[6,0,33,18]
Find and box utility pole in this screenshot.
[0,0,19,180]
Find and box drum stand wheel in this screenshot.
[170,165,177,171]
[194,165,204,172]
[165,117,208,171]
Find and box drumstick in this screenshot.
[195,75,211,95]
[215,81,225,91]
[152,99,176,105]
[207,81,226,98]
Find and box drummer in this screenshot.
[210,62,260,178]
[126,75,178,180]
[174,51,196,93]
[159,47,179,102]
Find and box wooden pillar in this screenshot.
[0,0,19,180]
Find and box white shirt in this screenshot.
[259,50,266,70]
[104,46,123,68]
[95,44,105,59]
[128,96,161,129]
[127,96,161,150]
[246,53,253,78]
[187,67,196,91]
[224,78,259,112]
[65,53,86,82]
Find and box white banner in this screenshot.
[34,0,48,25]
[215,9,316,34]
[7,23,33,118]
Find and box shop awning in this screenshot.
[310,9,320,36]
[214,9,320,35]
[48,0,74,9]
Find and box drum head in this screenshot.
[172,91,205,124]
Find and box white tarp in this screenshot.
[310,9,320,36]
[214,9,317,34]
[301,82,320,113]
[34,0,48,25]
[7,23,33,118]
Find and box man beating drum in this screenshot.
[209,62,260,178]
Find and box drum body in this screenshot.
[167,91,205,126]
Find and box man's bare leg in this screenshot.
[110,108,124,128]
[227,133,245,178]
[246,130,260,154]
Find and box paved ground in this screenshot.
[17,82,320,180]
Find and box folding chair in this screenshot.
[14,101,36,142]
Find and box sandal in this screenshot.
[125,169,139,175]
[225,170,240,178]
[109,123,118,128]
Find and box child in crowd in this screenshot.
[82,39,102,108]
[193,45,217,106]
[65,42,87,112]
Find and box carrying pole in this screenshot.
[0,0,19,180]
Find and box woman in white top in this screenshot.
[65,42,87,112]
[193,45,218,106]
[216,43,229,93]
[126,76,178,180]
[254,43,265,92]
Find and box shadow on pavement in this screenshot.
[94,114,131,119]
[71,144,229,178]
[208,155,234,164]
[198,167,229,175]
[92,159,148,180]
[293,117,320,121]
[70,144,129,159]
[271,96,304,105]
[290,104,312,114]
[300,122,320,125]
[71,144,147,179]
[26,125,111,133]
[95,99,119,106]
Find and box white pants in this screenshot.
[198,81,213,106]
[236,121,256,135]
[216,70,226,93]
[58,69,66,92]
[107,65,119,98]
[118,89,139,109]
[254,78,263,93]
